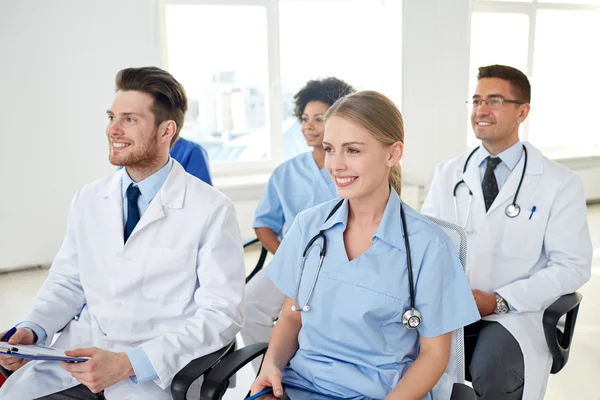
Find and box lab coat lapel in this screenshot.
[97,170,126,248]
[487,143,543,215]
[127,162,186,241]
[461,156,486,230]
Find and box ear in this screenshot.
[517,103,530,123]
[158,120,177,144]
[387,141,404,167]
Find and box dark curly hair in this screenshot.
[293,77,355,120]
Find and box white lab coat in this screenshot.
[0,162,246,400]
[421,142,592,400]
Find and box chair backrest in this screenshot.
[426,216,467,400]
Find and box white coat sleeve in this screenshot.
[420,163,444,218]
[496,174,593,312]
[20,190,87,342]
[141,200,245,389]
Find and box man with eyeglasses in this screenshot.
[421,65,592,399]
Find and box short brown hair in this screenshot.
[478,65,531,103]
[115,67,188,147]
[325,91,404,196]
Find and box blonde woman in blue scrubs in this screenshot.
[250,91,480,399]
[241,78,355,348]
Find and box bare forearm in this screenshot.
[385,335,450,400]
[263,299,302,370]
[255,227,281,255]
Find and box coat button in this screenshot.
[106,342,114,349]
[63,377,73,386]
[115,302,124,309]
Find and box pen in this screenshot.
[1,327,17,342]
[529,206,537,220]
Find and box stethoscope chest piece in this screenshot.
[402,309,422,329]
[505,203,520,218]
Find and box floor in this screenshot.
[0,205,599,399]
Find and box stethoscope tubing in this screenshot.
[453,144,528,225]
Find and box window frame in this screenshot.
[158,0,284,178]
[470,0,600,155]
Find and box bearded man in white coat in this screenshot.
[0,66,245,400]
[421,64,592,400]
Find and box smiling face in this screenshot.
[323,115,402,201]
[471,77,530,153]
[106,90,171,170]
[301,100,329,148]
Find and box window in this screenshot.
[278,0,403,160]
[163,3,273,165]
[469,1,600,158]
[161,0,402,174]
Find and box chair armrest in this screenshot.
[542,292,583,374]
[450,383,476,400]
[201,342,269,400]
[170,342,235,400]
[245,246,269,284]
[244,238,260,248]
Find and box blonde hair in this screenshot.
[324,90,404,195]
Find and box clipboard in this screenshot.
[0,344,89,363]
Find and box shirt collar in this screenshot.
[476,140,523,171]
[121,157,174,203]
[320,189,405,251]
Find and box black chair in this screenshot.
[543,292,583,374]
[464,292,583,383]
[0,365,10,380]
[0,342,235,400]
[199,343,477,400]
[171,341,236,400]
[243,238,269,284]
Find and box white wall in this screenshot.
[1,0,598,272]
[0,0,160,271]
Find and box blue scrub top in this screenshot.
[170,137,212,186]
[267,190,480,400]
[254,152,336,236]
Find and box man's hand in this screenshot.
[472,289,496,317]
[0,328,35,372]
[61,347,134,393]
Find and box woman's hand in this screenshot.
[250,362,284,397]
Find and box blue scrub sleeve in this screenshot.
[253,175,285,236]
[267,215,304,299]
[414,239,480,338]
[182,145,212,186]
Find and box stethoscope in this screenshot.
[453,144,528,228]
[291,198,422,330]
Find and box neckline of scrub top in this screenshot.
[319,189,407,252]
[306,151,337,198]
[476,140,523,172]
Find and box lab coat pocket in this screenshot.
[142,248,198,300]
[501,209,547,260]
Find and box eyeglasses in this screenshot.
[466,98,525,109]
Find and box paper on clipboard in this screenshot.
[0,344,89,363]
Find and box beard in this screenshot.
[108,132,161,170]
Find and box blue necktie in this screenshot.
[124,184,141,243]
